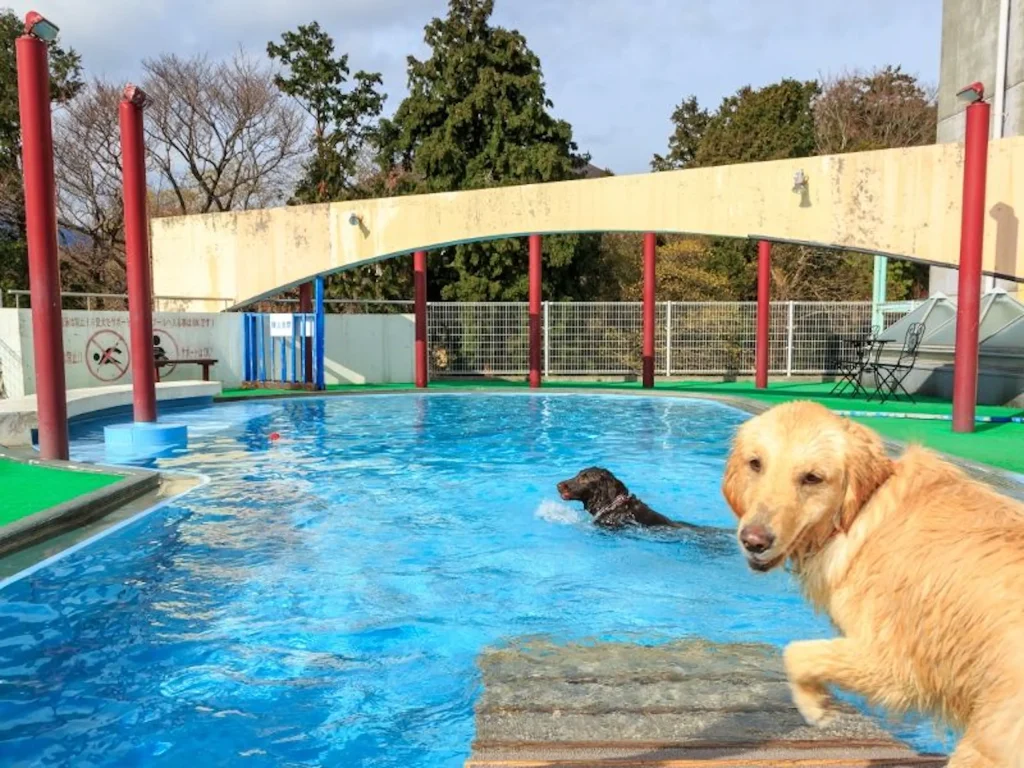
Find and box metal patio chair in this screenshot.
[829,325,880,397]
[868,322,926,405]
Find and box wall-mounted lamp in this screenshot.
[347,212,362,227]
[792,169,808,194]
[956,81,985,104]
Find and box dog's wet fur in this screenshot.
[557,467,698,530]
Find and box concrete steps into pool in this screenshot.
[466,638,947,767]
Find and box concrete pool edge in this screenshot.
[0,449,161,558]
[0,470,207,586]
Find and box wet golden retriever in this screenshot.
[721,401,1024,767]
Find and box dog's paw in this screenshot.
[790,684,838,728]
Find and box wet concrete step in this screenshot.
[467,638,947,767]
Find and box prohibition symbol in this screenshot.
[86,329,129,382]
[153,328,179,377]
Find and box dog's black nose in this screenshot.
[740,524,775,554]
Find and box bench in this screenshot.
[154,358,218,382]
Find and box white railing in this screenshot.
[427,301,919,377]
[2,290,235,311]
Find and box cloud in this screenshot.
[8,0,940,174]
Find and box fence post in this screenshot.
[952,86,990,434]
[314,276,326,391]
[17,25,68,460]
[120,85,158,424]
[665,302,672,376]
[755,240,771,389]
[642,232,656,388]
[528,234,542,388]
[542,300,550,376]
[785,301,795,377]
[414,250,428,388]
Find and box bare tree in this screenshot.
[143,51,305,215]
[52,79,127,296]
[813,66,937,155]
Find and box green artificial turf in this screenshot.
[215,378,1024,475]
[1,458,122,526]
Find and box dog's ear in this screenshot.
[721,439,747,520]
[839,420,893,531]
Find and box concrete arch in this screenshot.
[151,137,1024,311]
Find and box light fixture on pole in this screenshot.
[24,11,59,42]
[956,81,985,104]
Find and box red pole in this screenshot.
[952,95,991,433]
[119,85,157,423]
[755,240,771,389]
[16,30,68,460]
[642,232,656,388]
[414,250,428,388]
[299,282,313,383]
[528,234,542,388]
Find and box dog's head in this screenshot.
[721,401,892,573]
[557,467,628,513]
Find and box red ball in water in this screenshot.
[269,432,281,441]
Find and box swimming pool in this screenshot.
[0,394,946,765]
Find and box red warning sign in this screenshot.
[86,329,129,382]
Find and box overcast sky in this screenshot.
[15,0,942,174]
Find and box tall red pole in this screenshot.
[119,85,157,423]
[528,234,542,388]
[755,240,771,390]
[642,232,656,388]
[952,95,991,433]
[299,282,313,383]
[414,250,428,388]
[17,30,68,460]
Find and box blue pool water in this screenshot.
[0,394,947,766]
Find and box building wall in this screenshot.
[931,0,1024,295]
[0,309,415,395]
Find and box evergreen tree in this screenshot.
[378,0,601,301]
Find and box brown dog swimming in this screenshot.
[557,467,699,530]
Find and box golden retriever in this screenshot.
[721,401,1024,767]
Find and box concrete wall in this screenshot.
[932,0,1024,295]
[324,314,414,385]
[0,309,415,395]
[0,308,23,398]
[151,138,1024,311]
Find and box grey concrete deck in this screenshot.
[0,381,220,447]
[467,638,948,767]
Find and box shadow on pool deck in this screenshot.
[466,638,947,767]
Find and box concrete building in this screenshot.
[930,0,1024,295]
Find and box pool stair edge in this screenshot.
[465,638,947,767]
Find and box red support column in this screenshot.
[528,234,542,388]
[119,85,157,423]
[952,92,991,434]
[414,250,428,388]
[299,282,313,384]
[642,232,656,388]
[16,29,68,460]
[755,240,771,390]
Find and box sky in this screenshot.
[14,0,942,174]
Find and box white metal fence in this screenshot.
[427,301,918,377]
